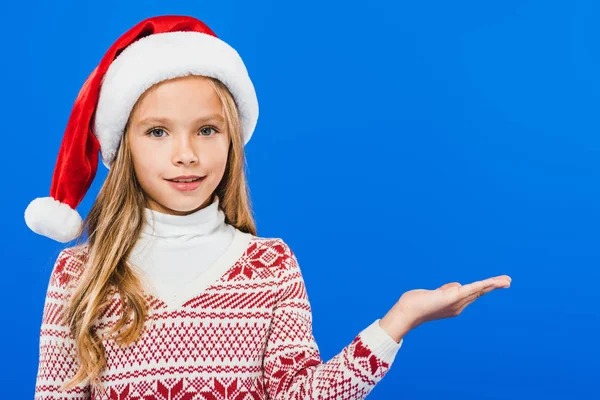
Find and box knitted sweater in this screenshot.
[35,230,403,399]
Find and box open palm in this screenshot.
[379,274,512,342]
[398,275,512,328]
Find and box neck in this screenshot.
[141,195,225,238]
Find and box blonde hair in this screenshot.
[62,76,256,390]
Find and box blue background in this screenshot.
[1,0,599,398]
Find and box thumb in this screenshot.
[438,282,461,290]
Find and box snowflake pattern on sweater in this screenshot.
[35,235,401,399]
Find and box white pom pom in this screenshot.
[24,197,83,243]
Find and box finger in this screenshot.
[459,276,510,299]
[491,275,512,287]
[455,284,497,310]
[454,278,511,314]
[458,280,495,300]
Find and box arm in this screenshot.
[35,248,90,399]
[262,242,402,400]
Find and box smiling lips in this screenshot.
[166,176,205,191]
[166,175,204,182]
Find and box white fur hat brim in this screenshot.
[94,31,259,168]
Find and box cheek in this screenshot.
[135,157,159,180]
[200,140,230,171]
[130,142,163,183]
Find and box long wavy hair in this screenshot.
[62,76,256,390]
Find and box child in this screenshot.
[25,15,511,400]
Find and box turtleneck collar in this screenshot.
[141,195,226,238]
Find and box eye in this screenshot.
[146,128,167,138]
[200,126,219,136]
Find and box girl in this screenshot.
[25,15,511,400]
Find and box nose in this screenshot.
[172,135,199,165]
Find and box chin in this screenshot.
[168,202,204,213]
[159,196,213,214]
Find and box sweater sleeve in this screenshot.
[35,248,90,400]
[262,241,402,400]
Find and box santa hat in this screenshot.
[24,15,258,243]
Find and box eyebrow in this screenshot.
[137,114,225,127]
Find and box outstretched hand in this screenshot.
[379,275,512,343]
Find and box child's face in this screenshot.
[127,75,230,215]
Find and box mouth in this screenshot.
[165,177,204,183]
[165,176,206,192]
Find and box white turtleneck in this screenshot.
[128,195,254,309]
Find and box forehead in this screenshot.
[132,75,222,119]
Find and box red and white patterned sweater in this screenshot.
[35,230,402,399]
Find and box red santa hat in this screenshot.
[24,15,259,243]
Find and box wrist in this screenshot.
[379,307,414,343]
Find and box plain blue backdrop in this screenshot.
[1,0,598,398]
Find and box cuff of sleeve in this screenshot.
[358,319,403,366]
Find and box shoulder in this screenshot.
[50,243,89,290]
[245,234,299,277]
